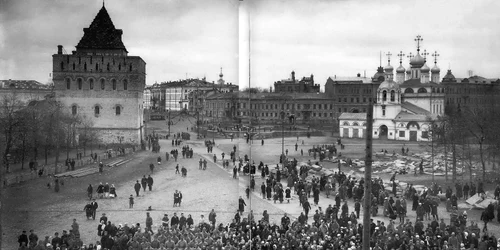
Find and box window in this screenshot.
[71,105,77,115]
[123,79,128,90]
[84,63,87,71]
[77,78,83,90]
[116,106,121,115]
[96,63,99,71]
[89,79,94,90]
[422,131,429,138]
[94,106,100,116]
[382,91,387,101]
[112,79,117,90]
[60,62,64,70]
[390,90,395,102]
[100,79,105,90]
[129,64,133,71]
[66,78,71,89]
[72,63,75,70]
[399,131,405,137]
[382,106,386,116]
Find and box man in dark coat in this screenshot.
[147,175,154,191]
[141,176,147,191]
[134,180,141,197]
[90,199,98,220]
[238,196,246,213]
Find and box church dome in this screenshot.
[410,53,425,68]
[384,64,394,72]
[431,64,440,73]
[442,69,456,82]
[378,79,398,90]
[396,65,406,73]
[421,63,430,73]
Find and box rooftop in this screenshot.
[338,112,367,120]
[0,80,51,90]
[327,76,372,84]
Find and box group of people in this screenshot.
[133,175,154,197]
[88,183,118,200]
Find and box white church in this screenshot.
[339,36,444,141]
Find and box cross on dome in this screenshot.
[432,51,440,64]
[407,52,414,60]
[397,51,405,64]
[422,49,429,62]
[386,52,392,64]
[414,35,423,52]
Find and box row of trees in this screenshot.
[431,99,500,183]
[0,92,99,173]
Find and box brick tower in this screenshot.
[52,5,146,145]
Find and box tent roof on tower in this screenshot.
[338,112,367,120]
[401,102,431,115]
[76,6,128,52]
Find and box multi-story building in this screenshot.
[204,91,334,127]
[0,80,53,105]
[143,87,151,110]
[147,69,238,112]
[324,74,379,115]
[273,71,320,93]
[52,5,146,144]
[442,71,500,114]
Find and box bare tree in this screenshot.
[78,115,99,156]
[0,92,25,173]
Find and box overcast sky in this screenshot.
[1,0,499,90]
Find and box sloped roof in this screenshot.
[394,111,431,122]
[401,101,430,115]
[328,76,372,84]
[401,79,440,86]
[0,80,51,89]
[76,6,127,52]
[338,112,367,120]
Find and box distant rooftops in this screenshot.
[0,80,51,90]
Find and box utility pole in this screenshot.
[167,109,171,137]
[362,85,374,250]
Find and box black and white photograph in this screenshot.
[1,0,500,249]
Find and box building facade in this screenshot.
[147,70,238,112]
[52,5,146,145]
[442,71,500,115]
[324,74,379,115]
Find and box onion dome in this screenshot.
[421,63,430,73]
[442,69,456,82]
[384,64,394,73]
[431,64,440,73]
[410,53,425,68]
[396,64,406,73]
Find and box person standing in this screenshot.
[238,196,246,213]
[149,163,155,173]
[157,156,162,165]
[104,183,110,198]
[134,180,141,197]
[233,166,238,179]
[141,176,147,191]
[129,195,134,208]
[175,164,180,174]
[209,209,217,228]
[199,158,203,170]
[147,175,154,191]
[145,212,153,233]
[18,230,28,247]
[178,191,183,206]
[28,229,38,249]
[90,199,98,220]
[173,190,179,207]
[87,184,93,200]
[97,182,104,199]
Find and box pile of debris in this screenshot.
[464,192,498,209]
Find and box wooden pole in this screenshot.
[362,85,374,250]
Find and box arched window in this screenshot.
[72,63,75,70]
[96,63,99,71]
[60,61,64,70]
[390,90,395,102]
[404,88,414,93]
[342,121,350,126]
[116,106,121,115]
[129,64,133,72]
[89,78,94,90]
[352,122,359,126]
[107,63,110,71]
[77,78,83,90]
[382,90,387,101]
[123,79,128,90]
[418,88,427,93]
[112,79,117,90]
[71,105,77,115]
[94,105,100,116]
[84,62,87,71]
[118,64,121,71]
[100,79,105,90]
[66,78,71,89]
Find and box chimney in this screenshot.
[291,71,295,82]
[57,45,63,54]
[311,74,314,83]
